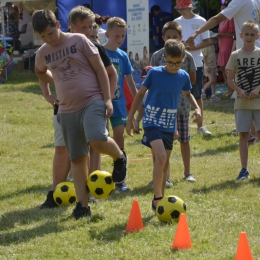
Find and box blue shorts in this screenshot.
[192,66,203,99]
[110,117,127,129]
[141,127,174,150]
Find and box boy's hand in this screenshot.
[104,100,113,118]
[126,120,134,137]
[45,95,59,108]
[191,108,202,123]
[174,131,179,140]
[238,89,250,99]
[248,88,260,100]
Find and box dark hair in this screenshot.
[164,39,185,58]
[95,14,110,26]
[32,9,56,33]
[151,5,161,15]
[83,3,91,10]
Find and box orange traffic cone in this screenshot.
[171,213,192,250]
[235,232,253,260]
[125,200,143,232]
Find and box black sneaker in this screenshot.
[112,152,127,183]
[40,190,58,209]
[72,201,91,220]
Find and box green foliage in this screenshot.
[193,0,230,13]
[1,71,260,259]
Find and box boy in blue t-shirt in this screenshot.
[126,39,201,211]
[104,17,138,192]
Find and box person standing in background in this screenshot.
[217,1,235,97]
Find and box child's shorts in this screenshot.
[110,117,127,129]
[204,67,217,78]
[235,109,260,132]
[53,115,66,146]
[141,126,174,150]
[58,99,108,160]
[177,114,190,142]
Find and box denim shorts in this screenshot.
[141,126,174,150]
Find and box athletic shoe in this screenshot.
[88,193,97,203]
[40,190,58,209]
[112,152,127,183]
[166,179,173,187]
[152,199,157,212]
[66,175,73,182]
[236,168,250,181]
[197,126,212,135]
[72,201,91,219]
[248,136,259,145]
[183,174,196,182]
[116,182,131,192]
[210,95,220,101]
[202,91,207,100]
[148,179,173,187]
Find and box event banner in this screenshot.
[126,0,149,89]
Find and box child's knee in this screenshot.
[239,132,249,140]
[154,153,167,166]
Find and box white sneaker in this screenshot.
[183,174,196,182]
[166,179,173,187]
[202,91,207,100]
[210,95,220,101]
[197,126,212,135]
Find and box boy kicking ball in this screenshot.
[126,39,201,211]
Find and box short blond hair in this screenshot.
[242,20,259,34]
[106,17,127,31]
[162,21,182,36]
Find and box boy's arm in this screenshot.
[88,54,113,118]
[189,71,196,85]
[35,66,55,85]
[105,64,118,97]
[226,69,250,99]
[39,80,58,107]
[182,90,201,123]
[125,74,138,98]
[126,86,147,136]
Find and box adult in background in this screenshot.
[151,5,174,49]
[217,1,235,97]
[187,0,260,50]
[187,0,260,143]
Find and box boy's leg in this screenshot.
[89,147,101,174]
[84,101,127,183]
[235,110,251,180]
[52,146,70,190]
[180,142,190,176]
[239,132,249,169]
[112,124,125,149]
[151,139,168,199]
[71,155,88,207]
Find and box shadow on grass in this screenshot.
[0,217,70,246]
[88,214,154,241]
[190,177,260,194]
[192,143,238,157]
[0,205,67,233]
[0,184,52,201]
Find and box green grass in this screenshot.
[1,71,260,260]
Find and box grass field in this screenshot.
[0,71,260,260]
